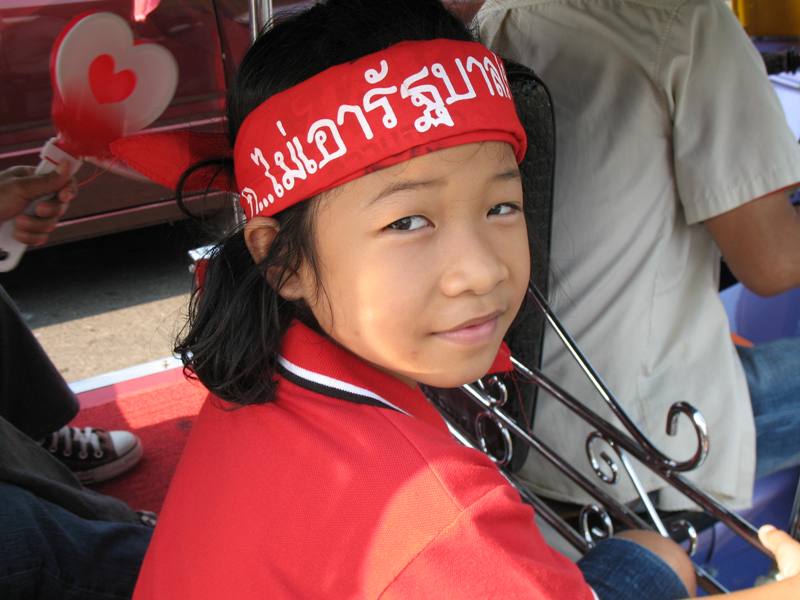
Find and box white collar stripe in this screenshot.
[277,356,410,416]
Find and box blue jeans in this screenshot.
[0,482,152,600]
[737,337,800,478]
[578,538,688,600]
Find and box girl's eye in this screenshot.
[488,202,522,217]
[386,215,431,231]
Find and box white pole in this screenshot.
[248,0,273,43]
[237,0,275,226]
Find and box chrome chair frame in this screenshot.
[431,283,781,594]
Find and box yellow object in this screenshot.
[733,0,800,36]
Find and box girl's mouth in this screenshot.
[434,311,503,345]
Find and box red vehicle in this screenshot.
[0,0,484,247]
[0,0,257,246]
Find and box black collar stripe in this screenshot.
[277,356,410,415]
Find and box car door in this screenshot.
[0,0,251,245]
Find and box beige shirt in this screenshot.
[477,0,800,509]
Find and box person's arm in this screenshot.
[665,0,800,290]
[705,188,800,296]
[692,526,800,599]
[0,163,77,246]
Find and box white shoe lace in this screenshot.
[47,426,105,460]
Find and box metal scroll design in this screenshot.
[525,285,711,473]
[435,285,774,595]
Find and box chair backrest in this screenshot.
[424,61,556,472]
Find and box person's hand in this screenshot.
[759,525,800,579]
[0,162,77,245]
[687,526,800,599]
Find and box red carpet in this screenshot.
[71,371,208,513]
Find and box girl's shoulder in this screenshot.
[369,401,514,510]
[194,379,512,512]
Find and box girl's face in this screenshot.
[269,141,529,388]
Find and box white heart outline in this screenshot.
[54,12,179,135]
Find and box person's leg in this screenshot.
[0,415,141,523]
[577,530,693,600]
[0,482,153,600]
[737,337,800,478]
[0,284,142,483]
[0,284,78,438]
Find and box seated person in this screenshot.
[129,1,800,598]
[0,163,153,599]
[1,163,143,483]
[477,0,800,511]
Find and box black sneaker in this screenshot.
[40,425,143,484]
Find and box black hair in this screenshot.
[176,0,475,405]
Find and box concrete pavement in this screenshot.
[0,221,205,382]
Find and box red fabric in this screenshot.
[489,341,513,373]
[233,39,527,219]
[731,332,754,348]
[109,40,526,222]
[110,131,234,192]
[71,375,207,513]
[134,323,593,599]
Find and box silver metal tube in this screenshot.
[526,286,709,473]
[510,360,765,555]
[456,383,727,593]
[616,449,669,537]
[431,284,760,593]
[462,383,648,530]
[446,417,592,554]
[242,0,275,226]
[248,0,274,42]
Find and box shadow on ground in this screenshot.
[0,221,209,328]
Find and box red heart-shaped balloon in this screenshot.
[88,54,137,104]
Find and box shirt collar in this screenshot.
[278,321,448,431]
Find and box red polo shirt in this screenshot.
[134,322,594,599]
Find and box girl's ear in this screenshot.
[244,217,280,264]
[243,216,307,301]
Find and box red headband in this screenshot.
[110,39,526,220]
[234,39,526,220]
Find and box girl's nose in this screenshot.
[438,228,510,297]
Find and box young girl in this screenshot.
[129,1,799,598]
